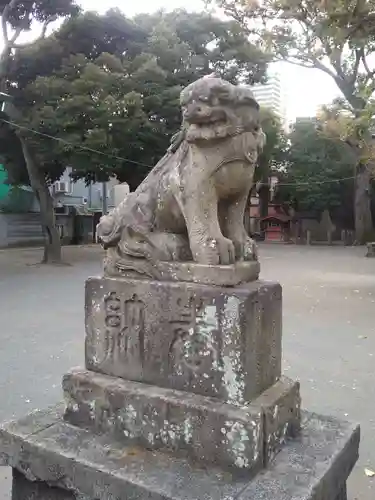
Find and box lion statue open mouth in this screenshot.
[97,75,265,281]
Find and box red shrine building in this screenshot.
[249,202,292,242]
[248,176,292,242]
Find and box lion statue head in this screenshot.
[179,75,265,150]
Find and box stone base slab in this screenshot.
[85,277,282,405]
[63,369,300,472]
[0,405,359,500]
[152,260,260,286]
[105,253,260,286]
[366,242,375,257]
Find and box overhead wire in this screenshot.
[0,117,152,168]
[0,116,359,188]
[276,176,357,186]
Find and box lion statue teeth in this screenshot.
[97,75,265,281]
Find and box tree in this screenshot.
[255,107,286,218]
[317,99,375,241]
[0,0,80,263]
[133,9,269,86]
[5,8,270,194]
[209,0,375,242]
[275,119,357,228]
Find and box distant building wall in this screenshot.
[0,166,121,247]
[1,165,121,214]
[0,165,10,201]
[53,169,118,210]
[113,183,130,207]
[252,73,288,131]
[0,213,44,248]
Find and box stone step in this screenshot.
[63,369,300,472]
[0,405,359,500]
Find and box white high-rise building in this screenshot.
[251,73,288,131]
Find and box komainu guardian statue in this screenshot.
[97,75,265,282]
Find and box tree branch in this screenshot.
[12,14,58,49]
[345,12,375,39]
[310,57,341,81]
[327,46,345,80]
[282,7,342,82]
[9,25,22,45]
[361,49,375,79]
[350,48,362,84]
[274,52,340,83]
[1,0,23,46]
[274,55,314,69]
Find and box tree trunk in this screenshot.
[259,184,269,219]
[257,159,270,236]
[0,21,63,262]
[19,137,62,263]
[257,183,269,240]
[244,192,252,235]
[354,162,373,244]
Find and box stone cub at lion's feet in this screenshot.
[97,75,265,278]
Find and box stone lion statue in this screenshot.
[97,75,265,279]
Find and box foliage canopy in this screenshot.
[276,120,357,223]
[3,8,270,188]
[210,0,375,240]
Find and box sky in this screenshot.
[80,0,340,122]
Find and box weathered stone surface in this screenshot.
[131,260,260,287]
[252,378,301,465]
[12,469,75,500]
[240,413,359,500]
[63,369,264,472]
[0,406,359,500]
[366,242,375,257]
[335,485,347,500]
[63,370,300,472]
[85,277,282,404]
[97,76,266,283]
[13,471,349,500]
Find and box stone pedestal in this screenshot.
[366,242,375,257]
[85,277,282,402]
[69,277,299,474]
[63,369,300,471]
[0,406,359,500]
[0,276,359,500]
